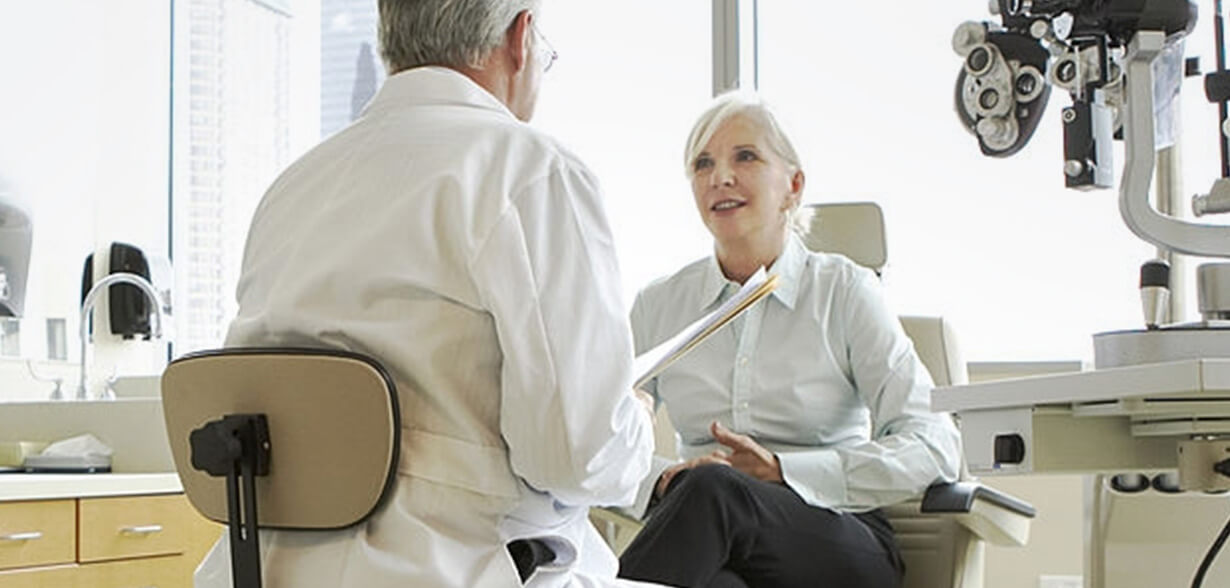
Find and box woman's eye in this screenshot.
[736,149,758,162]
[693,157,714,171]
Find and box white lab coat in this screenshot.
[195,67,657,588]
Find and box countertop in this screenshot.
[0,472,182,502]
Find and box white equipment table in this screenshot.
[934,359,1230,587]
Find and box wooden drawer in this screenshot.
[0,500,76,571]
[0,563,79,588]
[73,554,186,588]
[79,494,194,563]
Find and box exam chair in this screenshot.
[801,202,1037,588]
[883,315,1035,588]
[160,348,401,588]
[591,202,1036,588]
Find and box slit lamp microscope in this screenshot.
[942,1,1230,586]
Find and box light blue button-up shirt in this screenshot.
[629,234,961,516]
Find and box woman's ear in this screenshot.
[782,169,805,211]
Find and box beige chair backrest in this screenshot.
[900,316,968,387]
[800,201,988,588]
[161,348,400,529]
[798,201,966,386]
[798,202,888,274]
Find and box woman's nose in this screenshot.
[710,163,735,187]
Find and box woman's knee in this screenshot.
[669,464,748,500]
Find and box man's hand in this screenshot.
[655,451,730,498]
[710,421,783,483]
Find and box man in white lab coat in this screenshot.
[194,1,658,586]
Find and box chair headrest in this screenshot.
[797,202,887,273]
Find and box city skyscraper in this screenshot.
[174,0,292,354]
[321,0,383,139]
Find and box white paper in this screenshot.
[633,267,775,389]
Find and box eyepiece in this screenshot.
[966,46,994,76]
[979,88,1001,110]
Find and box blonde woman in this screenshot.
[617,93,962,588]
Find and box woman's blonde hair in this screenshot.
[684,92,808,233]
[682,91,802,179]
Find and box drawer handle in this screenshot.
[120,524,164,535]
[0,531,43,541]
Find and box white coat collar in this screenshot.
[362,66,517,120]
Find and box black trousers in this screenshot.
[617,464,904,588]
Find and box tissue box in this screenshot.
[20,433,114,473]
[0,441,48,467]
[23,454,112,473]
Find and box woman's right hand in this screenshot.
[656,451,731,498]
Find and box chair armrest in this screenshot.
[919,481,1036,547]
[589,506,643,529]
[589,507,645,555]
[920,481,1036,517]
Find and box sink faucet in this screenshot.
[78,272,165,400]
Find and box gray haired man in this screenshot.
[197,1,660,586]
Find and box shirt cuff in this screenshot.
[777,449,846,509]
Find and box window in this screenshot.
[169,0,711,353]
[753,1,1229,361]
[172,0,296,354]
[0,2,171,365]
[7,1,1221,370]
[171,0,387,354]
[320,0,385,139]
[532,1,712,305]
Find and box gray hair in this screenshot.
[378,0,541,74]
[683,91,802,179]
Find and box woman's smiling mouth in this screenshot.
[712,199,745,211]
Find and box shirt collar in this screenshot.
[361,66,516,120]
[698,233,808,312]
[767,234,806,311]
[698,255,731,313]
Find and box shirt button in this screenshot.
[739,401,749,410]
[738,356,749,366]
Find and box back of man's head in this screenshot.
[378,0,541,75]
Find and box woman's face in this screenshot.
[690,114,803,248]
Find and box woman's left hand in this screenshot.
[710,421,783,483]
